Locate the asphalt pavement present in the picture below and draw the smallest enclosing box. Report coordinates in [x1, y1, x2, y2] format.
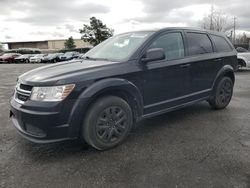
[1, 64, 250, 188]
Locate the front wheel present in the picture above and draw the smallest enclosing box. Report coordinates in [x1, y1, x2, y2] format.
[208, 77, 233, 109]
[82, 96, 133, 150]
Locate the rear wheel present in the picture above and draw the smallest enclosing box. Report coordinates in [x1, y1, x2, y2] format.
[208, 77, 233, 109]
[82, 96, 133, 150]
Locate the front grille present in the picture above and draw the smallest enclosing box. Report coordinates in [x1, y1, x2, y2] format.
[20, 84, 32, 91]
[15, 83, 32, 103]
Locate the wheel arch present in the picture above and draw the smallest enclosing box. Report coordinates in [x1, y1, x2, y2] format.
[212, 65, 235, 90]
[237, 57, 247, 67]
[67, 78, 144, 138]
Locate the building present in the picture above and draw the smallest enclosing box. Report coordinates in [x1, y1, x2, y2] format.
[3, 39, 90, 52]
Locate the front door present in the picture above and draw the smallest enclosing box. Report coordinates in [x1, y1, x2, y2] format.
[141, 31, 191, 115]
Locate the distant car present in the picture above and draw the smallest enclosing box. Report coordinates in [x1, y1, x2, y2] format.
[0, 53, 21, 63]
[59, 52, 80, 61]
[30, 54, 46, 63]
[76, 54, 86, 59]
[42, 53, 63, 63]
[14, 54, 34, 63]
[236, 47, 250, 69]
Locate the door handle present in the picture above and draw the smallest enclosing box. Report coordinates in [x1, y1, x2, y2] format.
[180, 64, 190, 68]
[213, 58, 222, 62]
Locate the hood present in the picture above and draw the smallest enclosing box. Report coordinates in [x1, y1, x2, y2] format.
[19, 60, 122, 86]
[0, 56, 12, 59]
[44, 56, 55, 60]
[30, 57, 40, 60]
[15, 56, 26, 59]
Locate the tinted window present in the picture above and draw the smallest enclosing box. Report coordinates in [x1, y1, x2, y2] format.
[211, 35, 233, 52]
[186, 33, 213, 56]
[149, 32, 184, 60]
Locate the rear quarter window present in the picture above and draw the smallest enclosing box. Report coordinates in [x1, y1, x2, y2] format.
[186, 32, 213, 56]
[210, 35, 233, 52]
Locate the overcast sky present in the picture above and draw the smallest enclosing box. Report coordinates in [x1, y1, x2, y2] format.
[0, 0, 250, 43]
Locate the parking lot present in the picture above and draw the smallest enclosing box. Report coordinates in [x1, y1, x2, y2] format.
[1, 64, 250, 188]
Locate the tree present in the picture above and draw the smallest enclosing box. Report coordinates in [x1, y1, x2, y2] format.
[0, 43, 3, 52]
[200, 6, 233, 33]
[64, 36, 76, 49]
[236, 33, 249, 44]
[80, 17, 114, 46]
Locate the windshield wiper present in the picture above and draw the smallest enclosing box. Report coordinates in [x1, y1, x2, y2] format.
[83, 56, 110, 61]
[83, 56, 97, 60]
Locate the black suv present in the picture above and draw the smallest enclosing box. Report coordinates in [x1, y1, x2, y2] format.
[10, 28, 237, 150]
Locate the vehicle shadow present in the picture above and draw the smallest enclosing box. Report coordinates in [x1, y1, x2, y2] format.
[20, 102, 212, 160]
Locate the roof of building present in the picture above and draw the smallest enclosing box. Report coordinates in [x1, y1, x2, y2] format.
[1, 39, 83, 44]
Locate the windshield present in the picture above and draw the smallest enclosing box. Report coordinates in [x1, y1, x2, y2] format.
[47, 54, 57, 58]
[64, 52, 74, 57]
[84, 31, 154, 62]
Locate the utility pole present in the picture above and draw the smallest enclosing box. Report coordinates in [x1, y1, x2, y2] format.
[233, 17, 237, 44]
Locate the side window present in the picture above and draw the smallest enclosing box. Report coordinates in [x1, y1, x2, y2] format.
[186, 33, 213, 56]
[211, 35, 233, 52]
[149, 32, 185, 61]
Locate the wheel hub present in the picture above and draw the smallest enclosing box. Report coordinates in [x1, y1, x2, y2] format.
[96, 106, 127, 143]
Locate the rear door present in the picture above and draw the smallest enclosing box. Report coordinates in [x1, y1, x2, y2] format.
[210, 34, 237, 69]
[184, 31, 221, 97]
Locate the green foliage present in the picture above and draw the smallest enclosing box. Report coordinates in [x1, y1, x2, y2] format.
[80, 17, 114, 46]
[64, 36, 76, 49]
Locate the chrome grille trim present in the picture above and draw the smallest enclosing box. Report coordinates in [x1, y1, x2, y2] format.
[14, 83, 32, 104]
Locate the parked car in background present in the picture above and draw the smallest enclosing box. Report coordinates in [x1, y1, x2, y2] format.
[237, 47, 250, 69]
[42, 53, 63, 63]
[30, 54, 47, 63]
[76, 54, 86, 60]
[0, 53, 21, 63]
[14, 54, 34, 63]
[10, 28, 237, 150]
[59, 52, 80, 61]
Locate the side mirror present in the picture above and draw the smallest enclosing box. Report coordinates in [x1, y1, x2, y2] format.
[141, 48, 165, 63]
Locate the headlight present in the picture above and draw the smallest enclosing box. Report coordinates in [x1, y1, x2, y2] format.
[30, 84, 75, 102]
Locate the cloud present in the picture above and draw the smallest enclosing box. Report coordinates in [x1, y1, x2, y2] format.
[3, 1, 110, 26]
[5, 35, 13, 39]
[0, 0, 250, 42]
[64, 24, 79, 33]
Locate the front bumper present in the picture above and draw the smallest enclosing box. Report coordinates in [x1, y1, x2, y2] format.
[9, 97, 83, 143]
[30, 59, 41, 63]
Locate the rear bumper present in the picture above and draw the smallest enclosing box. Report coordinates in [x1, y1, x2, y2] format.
[9, 96, 88, 143]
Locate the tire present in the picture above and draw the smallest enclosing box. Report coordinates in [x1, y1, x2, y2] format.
[25, 59, 29, 63]
[235, 62, 240, 71]
[208, 77, 233, 109]
[82, 96, 133, 150]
